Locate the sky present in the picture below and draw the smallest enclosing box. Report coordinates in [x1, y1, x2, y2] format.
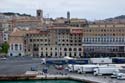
[0, 0, 125, 20]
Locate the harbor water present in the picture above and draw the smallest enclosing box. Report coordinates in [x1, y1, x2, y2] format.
[0, 80, 85, 83]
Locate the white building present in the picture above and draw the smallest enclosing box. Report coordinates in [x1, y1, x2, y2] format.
[8, 28, 27, 56]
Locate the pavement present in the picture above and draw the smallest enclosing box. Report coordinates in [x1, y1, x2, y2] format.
[69, 73, 125, 83]
[0, 57, 41, 75]
[0, 57, 125, 83]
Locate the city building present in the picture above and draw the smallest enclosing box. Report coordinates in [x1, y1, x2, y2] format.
[2, 31, 9, 42]
[0, 9, 43, 31]
[70, 18, 87, 27]
[36, 9, 43, 20]
[25, 27, 84, 58]
[82, 24, 125, 57]
[8, 28, 28, 56]
[0, 31, 3, 45]
[53, 17, 68, 27]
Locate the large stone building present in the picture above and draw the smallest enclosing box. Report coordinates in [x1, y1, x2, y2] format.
[25, 27, 84, 58]
[82, 24, 125, 57]
[8, 28, 28, 56]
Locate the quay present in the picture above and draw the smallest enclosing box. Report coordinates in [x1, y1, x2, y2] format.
[0, 73, 125, 83]
[0, 74, 98, 83]
[0, 57, 125, 83]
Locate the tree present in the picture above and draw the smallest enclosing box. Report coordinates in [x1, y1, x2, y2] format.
[0, 42, 9, 54]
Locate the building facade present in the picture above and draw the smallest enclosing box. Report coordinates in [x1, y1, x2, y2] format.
[25, 27, 84, 58]
[3, 31, 9, 42]
[0, 31, 3, 45]
[8, 28, 27, 56]
[82, 24, 125, 57]
[70, 18, 87, 27]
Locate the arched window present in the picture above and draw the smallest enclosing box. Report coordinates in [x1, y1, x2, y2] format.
[69, 52, 72, 57]
[41, 52, 43, 57]
[74, 48, 77, 51]
[15, 44, 18, 50]
[10, 53, 13, 56]
[60, 52, 62, 56]
[65, 53, 67, 56]
[46, 52, 48, 57]
[64, 48, 67, 51]
[55, 52, 57, 56]
[74, 52, 76, 57]
[11, 44, 13, 50]
[79, 53, 81, 56]
[79, 48, 82, 51]
[69, 48, 72, 51]
[50, 52, 52, 56]
[20, 44, 22, 50]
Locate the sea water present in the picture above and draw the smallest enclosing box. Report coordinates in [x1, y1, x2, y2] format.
[0, 80, 85, 83]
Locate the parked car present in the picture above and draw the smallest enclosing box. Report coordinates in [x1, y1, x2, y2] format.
[117, 73, 125, 80]
[41, 58, 46, 64]
[31, 65, 37, 71]
[0, 57, 7, 60]
[55, 65, 64, 70]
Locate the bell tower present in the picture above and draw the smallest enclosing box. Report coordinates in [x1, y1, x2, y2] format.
[36, 9, 43, 20]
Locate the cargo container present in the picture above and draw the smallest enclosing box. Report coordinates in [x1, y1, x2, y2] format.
[67, 64, 82, 72]
[77, 65, 98, 73]
[112, 58, 125, 64]
[46, 60, 67, 65]
[94, 67, 118, 76]
[68, 59, 88, 64]
[90, 58, 112, 64]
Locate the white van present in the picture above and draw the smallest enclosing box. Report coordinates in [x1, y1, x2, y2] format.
[41, 58, 46, 64]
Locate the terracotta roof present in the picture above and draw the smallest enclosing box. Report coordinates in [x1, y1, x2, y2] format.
[27, 29, 48, 34]
[48, 26, 83, 30]
[27, 29, 40, 34]
[9, 28, 29, 37]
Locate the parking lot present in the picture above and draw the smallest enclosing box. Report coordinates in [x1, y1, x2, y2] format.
[0, 57, 68, 75]
[0, 57, 125, 83]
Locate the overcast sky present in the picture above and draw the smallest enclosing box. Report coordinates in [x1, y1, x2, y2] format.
[0, 0, 125, 20]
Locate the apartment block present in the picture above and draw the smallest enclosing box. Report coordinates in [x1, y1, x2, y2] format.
[82, 24, 125, 57]
[25, 27, 83, 58]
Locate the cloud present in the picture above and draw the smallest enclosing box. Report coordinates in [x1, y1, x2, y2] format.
[0, 0, 125, 20]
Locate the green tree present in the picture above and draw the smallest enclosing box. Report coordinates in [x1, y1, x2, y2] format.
[0, 42, 9, 54]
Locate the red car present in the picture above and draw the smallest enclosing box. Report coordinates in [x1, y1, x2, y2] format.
[55, 65, 64, 70]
